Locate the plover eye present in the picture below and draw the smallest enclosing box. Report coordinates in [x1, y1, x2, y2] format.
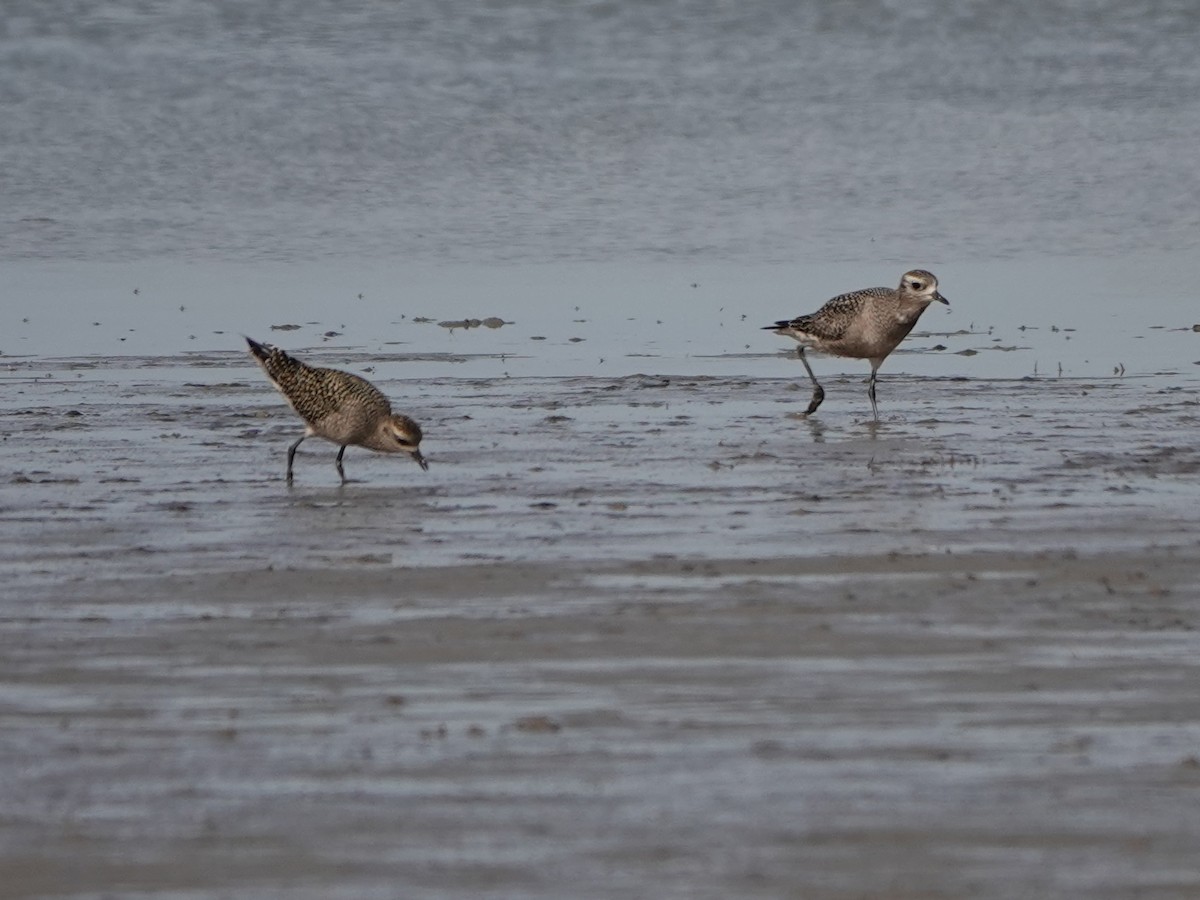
[910, 281, 921, 289]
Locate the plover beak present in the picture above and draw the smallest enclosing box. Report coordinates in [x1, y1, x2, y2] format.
[412, 449, 429, 471]
[934, 291, 949, 305]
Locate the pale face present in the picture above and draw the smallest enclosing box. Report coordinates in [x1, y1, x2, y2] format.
[901, 270, 949, 306]
[389, 416, 429, 470]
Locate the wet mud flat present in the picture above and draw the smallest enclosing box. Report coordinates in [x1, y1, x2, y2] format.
[3, 351, 1200, 899]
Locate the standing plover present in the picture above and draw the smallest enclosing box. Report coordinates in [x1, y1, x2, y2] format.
[246, 337, 428, 483]
[764, 270, 949, 419]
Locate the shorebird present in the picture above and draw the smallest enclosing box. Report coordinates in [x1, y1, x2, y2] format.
[246, 337, 428, 483]
[764, 269, 949, 419]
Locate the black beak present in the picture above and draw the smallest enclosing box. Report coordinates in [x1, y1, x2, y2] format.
[934, 291, 949, 305]
[412, 449, 429, 471]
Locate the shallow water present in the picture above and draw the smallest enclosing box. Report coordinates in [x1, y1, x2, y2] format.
[6, 253, 1200, 378]
[4, 0, 1200, 264]
[3, 347, 1200, 898]
[5, 336, 1200, 589]
[5, 259, 1200, 899]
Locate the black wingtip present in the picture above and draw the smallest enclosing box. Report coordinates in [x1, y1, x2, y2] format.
[762, 321, 790, 332]
[245, 336, 269, 361]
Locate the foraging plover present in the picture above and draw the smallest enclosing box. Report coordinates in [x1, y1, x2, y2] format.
[246, 337, 428, 483]
[764, 270, 949, 419]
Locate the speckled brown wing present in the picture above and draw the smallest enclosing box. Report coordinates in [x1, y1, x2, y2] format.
[246, 338, 391, 427]
[769, 287, 891, 341]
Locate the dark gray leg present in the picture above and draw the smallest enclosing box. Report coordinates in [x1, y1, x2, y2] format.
[797, 347, 825, 416]
[286, 435, 306, 483]
[335, 445, 348, 484]
[867, 368, 879, 421]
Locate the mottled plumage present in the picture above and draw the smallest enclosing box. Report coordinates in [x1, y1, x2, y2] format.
[764, 269, 949, 419]
[246, 337, 428, 483]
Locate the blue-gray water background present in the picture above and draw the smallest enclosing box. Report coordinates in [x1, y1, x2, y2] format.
[3, 0, 1198, 265]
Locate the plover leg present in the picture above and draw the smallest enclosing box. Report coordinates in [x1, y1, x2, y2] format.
[287, 434, 306, 483]
[335, 445, 348, 484]
[797, 347, 825, 416]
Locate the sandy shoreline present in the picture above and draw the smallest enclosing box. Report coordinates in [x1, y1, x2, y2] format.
[3, 352, 1200, 898]
[7, 548, 1200, 898]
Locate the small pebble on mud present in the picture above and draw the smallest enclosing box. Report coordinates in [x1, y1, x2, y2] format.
[513, 715, 561, 733]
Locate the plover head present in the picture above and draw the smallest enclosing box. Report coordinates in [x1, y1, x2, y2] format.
[380, 414, 429, 470]
[900, 270, 949, 306]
